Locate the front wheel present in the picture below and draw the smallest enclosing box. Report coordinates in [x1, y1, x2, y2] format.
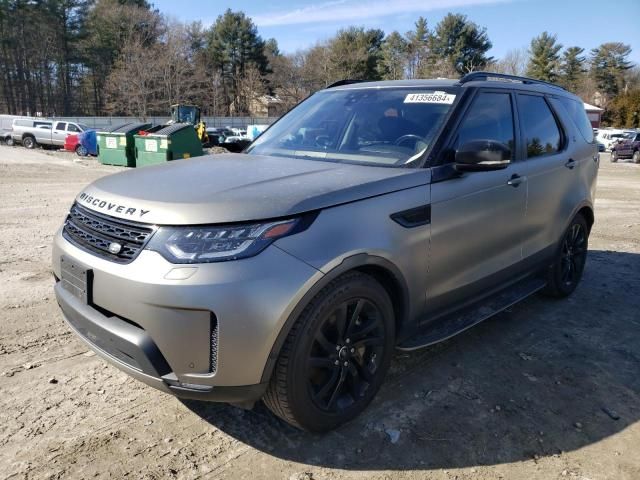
[263, 272, 395, 432]
[5, 137, 14, 146]
[76, 144, 88, 157]
[610, 150, 618, 162]
[633, 151, 640, 164]
[543, 214, 589, 298]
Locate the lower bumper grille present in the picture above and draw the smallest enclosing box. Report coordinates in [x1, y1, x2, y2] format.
[62, 203, 155, 263]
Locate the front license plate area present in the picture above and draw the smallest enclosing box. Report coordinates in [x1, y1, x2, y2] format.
[60, 256, 92, 304]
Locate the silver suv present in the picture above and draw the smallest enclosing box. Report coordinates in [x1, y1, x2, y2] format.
[52, 73, 599, 432]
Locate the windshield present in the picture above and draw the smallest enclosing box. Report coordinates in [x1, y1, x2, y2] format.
[247, 87, 458, 167]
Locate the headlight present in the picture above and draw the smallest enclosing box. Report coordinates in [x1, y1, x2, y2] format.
[145, 216, 313, 263]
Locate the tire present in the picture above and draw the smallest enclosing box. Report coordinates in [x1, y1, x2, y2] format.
[543, 214, 589, 298]
[22, 136, 36, 149]
[610, 150, 618, 162]
[76, 144, 88, 157]
[263, 271, 395, 432]
[633, 151, 640, 164]
[5, 137, 14, 147]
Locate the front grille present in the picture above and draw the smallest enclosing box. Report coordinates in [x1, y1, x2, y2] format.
[63, 203, 155, 263]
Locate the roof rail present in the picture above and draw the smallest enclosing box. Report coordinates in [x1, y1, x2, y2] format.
[459, 71, 565, 91]
[325, 79, 366, 89]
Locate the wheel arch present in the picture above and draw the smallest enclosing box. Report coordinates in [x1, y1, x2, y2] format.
[576, 204, 595, 233]
[260, 253, 409, 384]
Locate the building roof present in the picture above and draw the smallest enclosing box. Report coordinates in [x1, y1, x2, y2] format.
[583, 102, 603, 112]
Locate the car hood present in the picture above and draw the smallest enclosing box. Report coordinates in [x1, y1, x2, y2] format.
[76, 153, 431, 225]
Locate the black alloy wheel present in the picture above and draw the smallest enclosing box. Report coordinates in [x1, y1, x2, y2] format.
[307, 297, 385, 413]
[543, 214, 589, 297]
[264, 272, 395, 432]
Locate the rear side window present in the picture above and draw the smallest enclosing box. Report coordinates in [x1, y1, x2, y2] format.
[454, 92, 515, 159]
[14, 119, 31, 127]
[554, 97, 594, 143]
[517, 95, 562, 158]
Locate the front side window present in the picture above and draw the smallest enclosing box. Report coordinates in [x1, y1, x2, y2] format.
[67, 124, 81, 133]
[453, 91, 515, 159]
[518, 95, 563, 158]
[247, 87, 458, 167]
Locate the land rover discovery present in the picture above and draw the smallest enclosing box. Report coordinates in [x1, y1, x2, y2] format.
[52, 73, 599, 432]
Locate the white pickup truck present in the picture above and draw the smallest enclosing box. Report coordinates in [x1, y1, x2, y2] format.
[11, 118, 89, 149]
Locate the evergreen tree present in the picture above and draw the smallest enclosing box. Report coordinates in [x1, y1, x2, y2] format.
[590, 42, 632, 99]
[379, 31, 408, 80]
[429, 13, 493, 76]
[559, 46, 586, 92]
[526, 32, 562, 82]
[405, 17, 429, 78]
[327, 27, 384, 81]
[205, 9, 268, 114]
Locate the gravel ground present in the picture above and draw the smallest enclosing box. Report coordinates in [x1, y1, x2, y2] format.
[0, 146, 639, 480]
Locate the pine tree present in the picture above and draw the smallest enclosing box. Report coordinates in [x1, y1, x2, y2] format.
[379, 31, 408, 80]
[590, 42, 632, 99]
[526, 32, 562, 82]
[428, 13, 493, 76]
[559, 46, 586, 92]
[205, 9, 269, 114]
[405, 17, 429, 78]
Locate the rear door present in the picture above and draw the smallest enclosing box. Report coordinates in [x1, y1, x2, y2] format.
[52, 122, 67, 145]
[426, 89, 528, 316]
[519, 93, 591, 260]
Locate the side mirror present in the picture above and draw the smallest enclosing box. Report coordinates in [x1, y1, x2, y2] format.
[454, 140, 511, 172]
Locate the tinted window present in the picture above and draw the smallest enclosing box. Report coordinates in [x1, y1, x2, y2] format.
[454, 92, 515, 159]
[67, 123, 81, 132]
[55, 122, 66, 130]
[518, 95, 562, 158]
[555, 97, 594, 143]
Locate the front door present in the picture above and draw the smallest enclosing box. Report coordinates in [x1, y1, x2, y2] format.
[427, 90, 527, 317]
[52, 122, 67, 145]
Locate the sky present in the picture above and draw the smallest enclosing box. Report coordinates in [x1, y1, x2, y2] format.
[152, 0, 640, 64]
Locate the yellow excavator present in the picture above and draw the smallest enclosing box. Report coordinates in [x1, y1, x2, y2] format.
[169, 104, 209, 145]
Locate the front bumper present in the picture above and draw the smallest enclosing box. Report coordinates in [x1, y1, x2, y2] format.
[52, 227, 322, 400]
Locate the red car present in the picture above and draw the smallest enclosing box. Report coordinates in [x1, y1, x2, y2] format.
[63, 133, 79, 153]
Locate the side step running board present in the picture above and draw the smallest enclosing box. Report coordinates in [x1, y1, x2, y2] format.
[397, 276, 547, 351]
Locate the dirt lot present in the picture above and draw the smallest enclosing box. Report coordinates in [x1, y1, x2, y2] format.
[0, 146, 639, 480]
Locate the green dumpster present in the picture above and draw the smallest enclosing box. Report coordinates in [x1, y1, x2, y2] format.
[134, 123, 203, 168]
[98, 122, 152, 167]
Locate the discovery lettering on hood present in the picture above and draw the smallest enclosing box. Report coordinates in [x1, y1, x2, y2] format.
[78, 192, 150, 218]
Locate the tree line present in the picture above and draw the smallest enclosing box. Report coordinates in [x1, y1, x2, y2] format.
[0, 0, 637, 127]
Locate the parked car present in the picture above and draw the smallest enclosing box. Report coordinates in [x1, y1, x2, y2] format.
[64, 134, 80, 153]
[11, 118, 89, 149]
[76, 129, 97, 156]
[1, 129, 13, 146]
[52, 73, 598, 432]
[611, 130, 640, 163]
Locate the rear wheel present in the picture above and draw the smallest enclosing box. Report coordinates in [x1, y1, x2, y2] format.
[5, 136, 14, 146]
[263, 272, 395, 432]
[76, 144, 88, 157]
[543, 214, 589, 298]
[633, 151, 640, 164]
[610, 150, 618, 162]
[22, 136, 36, 149]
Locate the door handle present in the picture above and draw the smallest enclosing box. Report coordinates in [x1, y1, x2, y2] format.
[507, 174, 525, 187]
[565, 158, 576, 169]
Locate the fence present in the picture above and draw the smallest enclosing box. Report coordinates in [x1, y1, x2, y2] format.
[0, 114, 278, 131]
